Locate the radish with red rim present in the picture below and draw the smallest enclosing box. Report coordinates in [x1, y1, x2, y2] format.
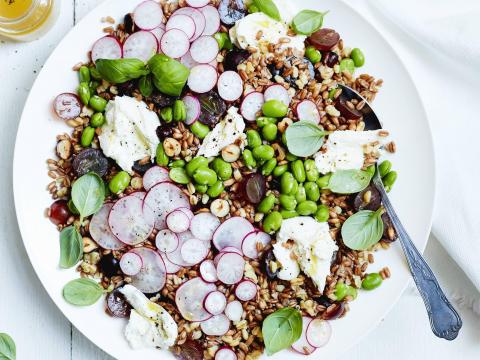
[180, 51, 199, 69]
[235, 279, 257, 301]
[200, 260, 218, 283]
[190, 36, 219, 64]
[53, 93, 82, 120]
[91, 36, 122, 64]
[175, 7, 206, 41]
[186, 0, 210, 8]
[159, 252, 181, 274]
[264, 84, 290, 106]
[296, 100, 321, 124]
[175, 277, 216, 321]
[291, 316, 317, 355]
[200, 314, 230, 336]
[203, 291, 227, 315]
[183, 95, 201, 125]
[155, 229, 179, 253]
[166, 209, 191, 233]
[143, 166, 169, 191]
[166, 231, 197, 267]
[119, 251, 143, 276]
[180, 238, 209, 264]
[215, 347, 237, 360]
[241, 231, 271, 259]
[216, 252, 245, 285]
[130, 191, 146, 201]
[166, 14, 196, 40]
[129, 247, 167, 293]
[133, 0, 164, 30]
[177, 207, 194, 220]
[190, 212, 220, 241]
[188, 64, 218, 94]
[150, 26, 166, 45]
[89, 203, 125, 250]
[200, 5, 221, 36]
[240, 91, 264, 121]
[224, 300, 243, 322]
[217, 71, 244, 101]
[306, 318, 332, 348]
[160, 29, 190, 59]
[213, 216, 254, 251]
[123, 30, 158, 63]
[220, 246, 243, 256]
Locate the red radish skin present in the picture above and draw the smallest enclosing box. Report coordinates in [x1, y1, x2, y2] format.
[220, 246, 243, 256]
[188, 64, 218, 93]
[150, 26, 166, 45]
[215, 347, 237, 360]
[166, 209, 191, 233]
[234, 280, 257, 301]
[159, 252, 181, 274]
[200, 314, 230, 336]
[166, 231, 197, 267]
[123, 30, 158, 63]
[186, 0, 210, 8]
[166, 14, 196, 39]
[241, 231, 271, 259]
[224, 300, 243, 322]
[291, 316, 317, 355]
[183, 95, 201, 125]
[216, 253, 245, 285]
[53, 93, 82, 120]
[143, 166, 169, 191]
[175, 278, 216, 322]
[200, 260, 218, 283]
[240, 91, 264, 121]
[177, 207, 194, 220]
[89, 203, 125, 250]
[199, 6, 221, 36]
[306, 319, 332, 348]
[180, 238, 209, 264]
[264, 84, 290, 106]
[213, 216, 254, 251]
[161, 29, 190, 59]
[91, 36, 122, 64]
[155, 229, 179, 253]
[129, 247, 167, 293]
[217, 71, 244, 101]
[296, 100, 321, 124]
[203, 291, 227, 315]
[130, 191, 146, 201]
[190, 35, 219, 64]
[181, 51, 199, 69]
[133, 0, 164, 30]
[119, 252, 143, 276]
[174, 7, 206, 41]
[190, 212, 220, 241]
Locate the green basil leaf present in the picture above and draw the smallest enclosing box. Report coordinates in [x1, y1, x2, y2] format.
[0, 333, 15, 360]
[95, 58, 149, 83]
[63, 278, 105, 306]
[148, 54, 190, 96]
[292, 10, 327, 35]
[285, 120, 326, 157]
[139, 74, 153, 97]
[328, 169, 372, 194]
[71, 172, 105, 221]
[262, 308, 302, 355]
[252, 0, 281, 21]
[341, 209, 384, 250]
[59, 226, 83, 269]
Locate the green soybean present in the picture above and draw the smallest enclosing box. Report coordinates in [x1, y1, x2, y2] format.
[351, 48, 365, 67]
[290, 179, 299, 197]
[262, 158, 277, 176]
[246, 129, 262, 148]
[207, 180, 225, 198]
[193, 167, 217, 186]
[190, 121, 210, 139]
[281, 132, 288, 146]
[263, 211, 283, 234]
[81, 127, 95, 147]
[242, 149, 257, 169]
[382, 171, 397, 189]
[256, 117, 277, 128]
[252, 145, 274, 161]
[280, 209, 298, 219]
[169, 167, 189, 184]
[79, 66, 91, 83]
[339, 58, 355, 74]
[304, 159, 319, 182]
[286, 153, 298, 162]
[279, 195, 297, 211]
[273, 164, 288, 177]
[212, 158, 232, 180]
[156, 143, 169, 166]
[295, 185, 306, 203]
[262, 123, 278, 142]
[186, 156, 208, 176]
[195, 184, 208, 194]
[304, 182, 320, 202]
[90, 113, 105, 128]
[296, 200, 317, 216]
[305, 46, 321, 64]
[280, 172, 295, 194]
[362, 273, 383, 290]
[379, 160, 392, 178]
[262, 100, 288, 118]
[348, 286, 358, 300]
[291, 160, 306, 183]
[314, 204, 330, 222]
[316, 173, 332, 189]
[78, 82, 91, 105]
[160, 107, 173, 123]
[257, 194, 276, 214]
[173, 100, 187, 122]
[109, 171, 131, 194]
[334, 283, 348, 301]
[170, 159, 186, 168]
[89, 80, 99, 96]
[89, 95, 107, 112]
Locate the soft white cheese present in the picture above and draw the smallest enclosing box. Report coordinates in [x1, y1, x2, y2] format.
[99, 96, 160, 174]
[197, 106, 246, 158]
[314, 130, 387, 174]
[119, 285, 178, 350]
[273, 217, 338, 291]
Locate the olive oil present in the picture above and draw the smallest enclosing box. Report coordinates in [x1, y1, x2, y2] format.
[0, 0, 33, 19]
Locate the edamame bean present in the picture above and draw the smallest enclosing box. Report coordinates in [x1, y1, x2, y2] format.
[304, 159, 319, 182]
[173, 100, 187, 122]
[262, 100, 288, 118]
[334, 283, 348, 301]
[248, 3, 259, 13]
[290, 179, 298, 197]
[279, 194, 297, 211]
[281, 132, 288, 146]
[296, 200, 317, 216]
[193, 167, 217, 186]
[295, 185, 306, 203]
[314, 204, 330, 222]
[81, 126, 95, 147]
[246, 129, 262, 148]
[190, 121, 210, 139]
[79, 66, 91, 83]
[170, 159, 186, 168]
[263, 211, 283, 234]
[89, 81, 99, 96]
[339, 58, 355, 74]
[304, 182, 320, 202]
[379, 160, 392, 178]
[207, 180, 225, 198]
[89, 95, 107, 112]
[242, 149, 257, 169]
[186, 157, 210, 178]
[286, 153, 298, 162]
[273, 164, 288, 177]
[262, 158, 277, 176]
[252, 145, 274, 161]
[305, 46, 322, 64]
[195, 183, 208, 194]
[90, 113, 105, 128]
[256, 117, 277, 128]
[351, 48, 365, 67]
[382, 171, 397, 189]
[257, 194, 276, 214]
[348, 286, 358, 300]
[156, 143, 169, 166]
[280, 209, 298, 219]
[109, 171, 131, 194]
[262, 123, 278, 142]
[77, 82, 91, 105]
[316, 173, 332, 189]
[169, 167, 190, 184]
[291, 160, 306, 183]
[280, 172, 295, 194]
[212, 158, 232, 180]
[328, 87, 338, 99]
[361, 273, 383, 290]
[160, 107, 173, 123]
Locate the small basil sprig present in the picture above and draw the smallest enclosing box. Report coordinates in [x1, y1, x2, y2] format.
[328, 169, 372, 194]
[63, 278, 105, 306]
[0, 333, 16, 360]
[95, 58, 149, 84]
[252, 0, 281, 21]
[262, 308, 302, 355]
[71, 172, 105, 222]
[59, 226, 83, 269]
[285, 120, 326, 157]
[139, 74, 153, 97]
[292, 10, 328, 35]
[342, 209, 384, 250]
[148, 54, 190, 97]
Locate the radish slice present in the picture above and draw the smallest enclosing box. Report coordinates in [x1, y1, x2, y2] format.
[204, 291, 227, 315]
[200, 314, 230, 336]
[150, 26, 166, 45]
[213, 217, 254, 251]
[235, 280, 257, 301]
[181, 51, 199, 69]
[161, 29, 190, 59]
[91, 36, 122, 64]
[174, 7, 205, 41]
[217, 71, 244, 101]
[123, 31, 158, 63]
[264, 84, 290, 106]
[240, 91, 264, 121]
[167, 209, 191, 233]
[175, 277, 216, 321]
[133, 0, 164, 30]
[200, 5, 220, 36]
[155, 229, 179, 253]
[221, 246, 243, 256]
[296, 100, 321, 124]
[177, 207, 194, 221]
[183, 95, 201, 125]
[225, 300, 243, 322]
[241, 231, 271, 259]
[143, 166, 169, 191]
[120, 252, 143, 276]
[144, 182, 190, 229]
[216, 253, 245, 285]
[291, 317, 317, 355]
[108, 196, 155, 245]
[166, 14, 196, 40]
[89, 203, 125, 250]
[166, 231, 196, 267]
[181, 238, 209, 264]
[190, 212, 220, 241]
[306, 319, 332, 348]
[130, 191, 147, 201]
[159, 252, 181, 274]
[130, 247, 167, 293]
[200, 260, 218, 283]
[186, 0, 210, 7]
[53, 93, 81, 120]
[215, 347, 237, 360]
[190, 36, 219, 64]
[213, 252, 225, 266]
[188, 64, 218, 93]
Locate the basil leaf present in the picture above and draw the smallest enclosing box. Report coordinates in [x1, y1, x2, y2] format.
[71, 172, 105, 221]
[253, 0, 281, 21]
[328, 169, 372, 194]
[0, 333, 15, 360]
[95, 58, 148, 83]
[262, 308, 302, 355]
[59, 226, 83, 269]
[341, 209, 384, 250]
[63, 278, 105, 306]
[148, 54, 190, 97]
[285, 120, 326, 157]
[139, 74, 153, 97]
[292, 10, 327, 35]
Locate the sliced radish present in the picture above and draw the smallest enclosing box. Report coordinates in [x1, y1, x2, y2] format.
[213, 217, 254, 251]
[53, 93, 81, 120]
[199, 5, 220, 36]
[120, 251, 143, 276]
[159, 251, 181, 274]
[150, 26, 166, 45]
[216, 253, 245, 285]
[200, 314, 230, 336]
[213, 252, 225, 266]
[181, 238, 209, 264]
[306, 319, 332, 348]
[200, 260, 218, 283]
[241, 231, 271, 259]
[209, 59, 218, 69]
[130, 191, 147, 201]
[204, 291, 227, 315]
[133, 0, 164, 30]
[177, 207, 194, 221]
[190, 212, 220, 241]
[167, 209, 191, 233]
[188, 64, 218, 93]
[296, 100, 321, 124]
[123, 30, 158, 63]
[174, 7, 206, 41]
[217, 71, 244, 102]
[190, 36, 219, 64]
[143, 166, 169, 191]
[89, 203, 125, 250]
[264, 84, 290, 106]
[166, 14, 196, 40]
[91, 36, 122, 64]
[225, 300, 243, 322]
[180, 51, 199, 69]
[235, 280, 257, 301]
[144, 182, 190, 229]
[175, 277, 216, 321]
[155, 229, 179, 253]
[183, 95, 201, 125]
[215, 347, 237, 360]
[221, 246, 243, 256]
[240, 91, 264, 122]
[129, 247, 167, 293]
[161, 29, 190, 59]
[186, 0, 210, 8]
[166, 231, 196, 267]
[291, 317, 317, 355]
[108, 195, 155, 245]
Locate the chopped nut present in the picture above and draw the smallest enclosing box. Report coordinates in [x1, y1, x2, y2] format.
[221, 144, 240, 163]
[210, 199, 230, 217]
[277, 117, 293, 133]
[56, 139, 72, 160]
[83, 237, 98, 253]
[130, 177, 143, 190]
[325, 105, 341, 117]
[163, 138, 181, 157]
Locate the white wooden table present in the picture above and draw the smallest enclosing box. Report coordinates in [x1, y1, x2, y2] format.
[1, 1, 479, 359]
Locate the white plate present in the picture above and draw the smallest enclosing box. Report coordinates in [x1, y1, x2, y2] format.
[13, 0, 435, 359]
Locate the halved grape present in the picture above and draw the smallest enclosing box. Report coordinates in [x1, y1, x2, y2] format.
[240, 173, 266, 205]
[218, 0, 246, 25]
[197, 91, 227, 126]
[72, 148, 109, 177]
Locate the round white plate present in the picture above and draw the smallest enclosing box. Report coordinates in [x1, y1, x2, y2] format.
[13, 0, 435, 359]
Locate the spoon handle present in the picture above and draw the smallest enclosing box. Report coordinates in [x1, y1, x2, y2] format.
[372, 174, 462, 340]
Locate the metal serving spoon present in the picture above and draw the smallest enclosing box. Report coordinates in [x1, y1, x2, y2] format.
[338, 84, 462, 340]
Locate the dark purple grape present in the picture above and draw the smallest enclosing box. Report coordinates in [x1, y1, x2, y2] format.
[149, 92, 177, 108]
[335, 97, 362, 120]
[241, 173, 266, 205]
[323, 51, 339, 68]
[223, 48, 250, 72]
[72, 148, 109, 177]
[123, 13, 137, 34]
[263, 250, 278, 280]
[197, 91, 227, 126]
[156, 124, 174, 140]
[106, 288, 131, 318]
[99, 253, 120, 278]
[314, 295, 332, 308]
[322, 302, 345, 320]
[117, 80, 136, 96]
[175, 340, 204, 360]
[218, 0, 246, 25]
[132, 160, 154, 175]
[382, 213, 397, 243]
[309, 29, 340, 51]
[353, 185, 381, 212]
[49, 200, 70, 225]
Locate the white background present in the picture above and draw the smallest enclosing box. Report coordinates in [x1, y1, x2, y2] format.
[0, 0, 479, 359]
